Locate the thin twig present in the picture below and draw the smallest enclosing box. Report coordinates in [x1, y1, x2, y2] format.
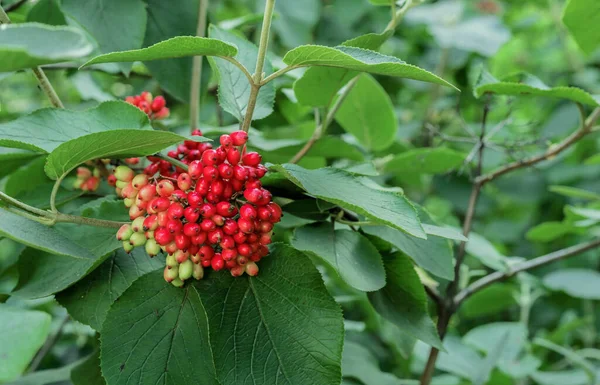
[189, 0, 208, 132]
[0, 191, 53, 217]
[28, 315, 70, 373]
[50, 175, 65, 213]
[155, 153, 189, 171]
[454, 239, 600, 305]
[424, 285, 443, 306]
[289, 76, 359, 164]
[54, 213, 127, 228]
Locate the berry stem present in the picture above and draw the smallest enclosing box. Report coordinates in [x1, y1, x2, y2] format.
[0, 7, 65, 109]
[54, 213, 128, 228]
[0, 191, 54, 218]
[50, 175, 65, 213]
[155, 153, 189, 171]
[240, 0, 276, 133]
[189, 0, 208, 133]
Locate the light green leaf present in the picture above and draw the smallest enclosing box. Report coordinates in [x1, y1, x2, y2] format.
[27, 0, 67, 26]
[534, 338, 596, 384]
[62, 0, 146, 74]
[465, 232, 508, 271]
[385, 148, 466, 175]
[292, 223, 386, 291]
[271, 164, 425, 238]
[368, 0, 392, 5]
[562, 0, 600, 55]
[526, 222, 584, 243]
[543, 268, 600, 300]
[283, 45, 458, 90]
[0, 208, 96, 260]
[0, 23, 92, 72]
[0, 101, 151, 153]
[464, 322, 528, 365]
[208, 25, 275, 121]
[474, 70, 600, 106]
[0, 148, 41, 179]
[423, 224, 468, 242]
[7, 361, 80, 385]
[334, 74, 396, 151]
[584, 153, 600, 165]
[415, 337, 483, 381]
[81, 36, 238, 67]
[44, 129, 203, 180]
[0, 306, 51, 383]
[267, 0, 321, 48]
[342, 341, 402, 385]
[461, 284, 517, 319]
[100, 270, 218, 385]
[549, 185, 600, 200]
[362, 224, 454, 280]
[57, 249, 163, 331]
[369, 253, 443, 349]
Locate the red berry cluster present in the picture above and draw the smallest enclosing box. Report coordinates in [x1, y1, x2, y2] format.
[143, 129, 210, 178]
[114, 131, 282, 287]
[74, 166, 100, 191]
[125, 91, 169, 120]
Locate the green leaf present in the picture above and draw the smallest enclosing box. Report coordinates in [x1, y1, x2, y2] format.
[415, 337, 483, 381]
[549, 185, 600, 200]
[342, 341, 401, 385]
[532, 369, 597, 385]
[292, 223, 386, 291]
[61, 0, 147, 74]
[526, 222, 584, 243]
[283, 45, 458, 90]
[57, 249, 163, 331]
[0, 208, 96, 260]
[271, 164, 425, 238]
[369, 253, 443, 349]
[71, 351, 105, 385]
[267, 0, 321, 48]
[250, 135, 364, 161]
[362, 224, 454, 280]
[81, 36, 238, 68]
[461, 284, 517, 319]
[465, 232, 508, 271]
[384, 148, 466, 175]
[0, 306, 51, 382]
[208, 25, 275, 121]
[0, 101, 151, 153]
[27, 0, 67, 26]
[197, 243, 343, 385]
[368, 0, 392, 5]
[9, 355, 96, 385]
[533, 338, 596, 384]
[334, 74, 396, 151]
[293, 31, 392, 107]
[45, 129, 203, 180]
[474, 70, 600, 106]
[543, 268, 600, 300]
[562, 0, 600, 55]
[423, 224, 468, 242]
[142, 0, 204, 101]
[0, 23, 92, 72]
[0, 148, 41, 179]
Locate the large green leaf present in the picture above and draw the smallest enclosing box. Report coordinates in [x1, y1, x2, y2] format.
[461, 284, 517, 319]
[334, 74, 396, 151]
[562, 0, 600, 55]
[0, 306, 51, 383]
[0, 23, 92, 72]
[44, 129, 203, 180]
[27, 0, 67, 26]
[474, 70, 600, 106]
[526, 222, 584, 243]
[271, 164, 425, 238]
[292, 223, 386, 291]
[543, 268, 600, 300]
[61, 0, 147, 74]
[293, 31, 392, 107]
[384, 148, 466, 175]
[283, 45, 457, 89]
[100, 270, 218, 385]
[362, 224, 454, 280]
[57, 249, 163, 331]
[0, 208, 96, 260]
[81, 36, 238, 68]
[102, 244, 343, 385]
[197, 243, 343, 385]
[0, 148, 41, 179]
[267, 0, 321, 48]
[342, 342, 401, 385]
[0, 101, 151, 153]
[368, 253, 443, 349]
[208, 26, 275, 121]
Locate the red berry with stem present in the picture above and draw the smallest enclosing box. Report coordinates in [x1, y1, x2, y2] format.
[154, 227, 173, 245]
[216, 201, 237, 217]
[242, 152, 262, 167]
[239, 204, 257, 219]
[211, 255, 225, 271]
[166, 219, 183, 234]
[184, 206, 200, 223]
[183, 222, 201, 237]
[167, 202, 185, 219]
[230, 130, 248, 146]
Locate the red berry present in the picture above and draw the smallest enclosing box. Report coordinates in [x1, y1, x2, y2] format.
[211, 214, 225, 226]
[225, 259, 238, 269]
[242, 152, 262, 167]
[187, 191, 203, 207]
[184, 206, 200, 223]
[195, 178, 210, 195]
[191, 232, 207, 246]
[177, 173, 192, 191]
[220, 134, 233, 148]
[171, 189, 187, 202]
[220, 236, 235, 250]
[233, 165, 248, 181]
[223, 219, 238, 235]
[233, 232, 247, 244]
[151, 95, 166, 111]
[200, 218, 216, 232]
[244, 188, 263, 204]
[143, 215, 159, 231]
[238, 243, 252, 257]
[188, 160, 203, 179]
[239, 204, 257, 220]
[183, 223, 201, 237]
[211, 255, 225, 271]
[216, 201, 237, 217]
[238, 218, 254, 234]
[222, 248, 237, 261]
[138, 184, 157, 201]
[164, 241, 178, 254]
[150, 197, 170, 212]
[207, 229, 223, 244]
[166, 219, 183, 234]
[215, 147, 228, 163]
[157, 180, 175, 197]
[258, 221, 273, 233]
[257, 206, 272, 221]
[167, 203, 185, 219]
[217, 163, 233, 179]
[230, 130, 248, 146]
[203, 165, 218, 180]
[175, 234, 191, 250]
[199, 245, 214, 260]
[154, 227, 173, 245]
[227, 148, 241, 165]
[202, 149, 218, 166]
[157, 211, 169, 227]
[210, 180, 225, 196]
[246, 262, 259, 276]
[259, 234, 272, 245]
[267, 202, 282, 223]
[199, 203, 216, 218]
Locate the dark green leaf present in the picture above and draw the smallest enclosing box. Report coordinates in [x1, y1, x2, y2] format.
[0, 148, 41, 179]
[369, 253, 443, 349]
[62, 0, 147, 74]
[562, 0, 600, 55]
[71, 351, 105, 385]
[0, 23, 92, 72]
[0, 306, 51, 383]
[526, 222, 584, 243]
[208, 25, 275, 121]
[334, 74, 396, 151]
[271, 164, 425, 238]
[384, 148, 466, 175]
[57, 249, 163, 331]
[292, 223, 386, 291]
[27, 0, 67, 26]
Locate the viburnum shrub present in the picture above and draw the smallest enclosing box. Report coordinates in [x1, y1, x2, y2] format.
[1, 1, 599, 385]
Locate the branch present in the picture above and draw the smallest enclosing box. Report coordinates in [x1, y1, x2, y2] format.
[454, 238, 600, 306]
[189, 0, 208, 132]
[54, 213, 127, 228]
[0, 7, 65, 109]
[240, 0, 276, 133]
[476, 107, 600, 186]
[289, 76, 359, 164]
[156, 153, 189, 171]
[27, 315, 69, 373]
[424, 285, 443, 306]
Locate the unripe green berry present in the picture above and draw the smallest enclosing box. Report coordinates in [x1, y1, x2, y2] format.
[129, 232, 146, 247]
[131, 217, 145, 233]
[93, 168, 101, 178]
[124, 198, 134, 208]
[122, 240, 134, 253]
[178, 259, 193, 281]
[131, 174, 149, 189]
[73, 179, 84, 189]
[116, 180, 129, 189]
[193, 263, 204, 280]
[116, 224, 133, 241]
[171, 277, 184, 287]
[145, 239, 160, 257]
[245, 262, 259, 276]
[166, 253, 178, 268]
[163, 266, 178, 282]
[114, 165, 134, 182]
